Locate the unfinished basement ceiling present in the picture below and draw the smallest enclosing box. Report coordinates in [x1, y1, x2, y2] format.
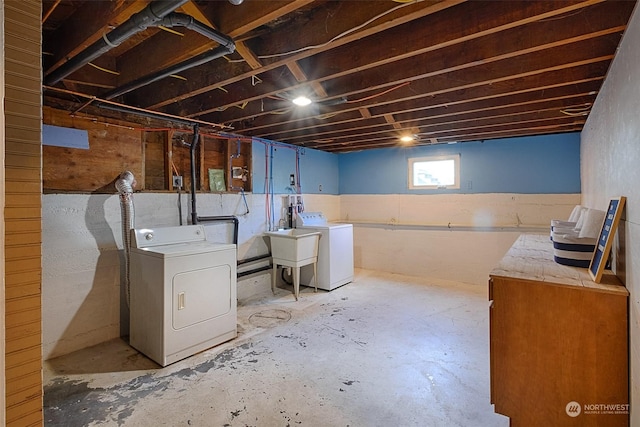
[42, 0, 637, 153]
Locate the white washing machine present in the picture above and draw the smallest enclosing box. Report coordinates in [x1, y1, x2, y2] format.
[297, 212, 354, 291]
[129, 225, 237, 366]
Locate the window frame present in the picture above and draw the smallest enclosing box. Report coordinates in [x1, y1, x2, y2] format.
[408, 154, 460, 190]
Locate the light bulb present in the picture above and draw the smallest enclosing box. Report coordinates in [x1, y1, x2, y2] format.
[400, 135, 415, 143]
[292, 96, 312, 106]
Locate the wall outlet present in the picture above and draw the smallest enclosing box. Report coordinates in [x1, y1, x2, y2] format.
[173, 175, 183, 188]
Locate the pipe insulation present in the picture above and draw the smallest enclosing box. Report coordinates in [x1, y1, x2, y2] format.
[115, 171, 136, 308]
[45, 0, 190, 85]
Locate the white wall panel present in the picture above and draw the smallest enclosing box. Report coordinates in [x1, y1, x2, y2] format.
[42, 192, 340, 360]
[344, 193, 580, 285]
[581, 4, 640, 422]
[43, 190, 579, 357]
[342, 194, 579, 228]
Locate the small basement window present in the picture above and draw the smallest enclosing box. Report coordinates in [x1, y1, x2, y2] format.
[408, 154, 460, 189]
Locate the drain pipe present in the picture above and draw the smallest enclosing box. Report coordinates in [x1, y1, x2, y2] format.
[104, 45, 233, 100]
[197, 216, 239, 245]
[45, 0, 190, 85]
[102, 13, 235, 100]
[186, 124, 240, 247]
[115, 171, 136, 308]
[190, 124, 200, 225]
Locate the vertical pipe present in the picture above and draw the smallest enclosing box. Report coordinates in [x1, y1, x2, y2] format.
[269, 144, 275, 230]
[115, 171, 136, 308]
[190, 124, 200, 225]
[196, 216, 239, 245]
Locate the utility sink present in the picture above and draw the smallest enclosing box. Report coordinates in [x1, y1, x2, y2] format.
[265, 229, 321, 300]
[265, 229, 321, 264]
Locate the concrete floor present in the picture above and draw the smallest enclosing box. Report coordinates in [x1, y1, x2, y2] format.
[43, 269, 510, 426]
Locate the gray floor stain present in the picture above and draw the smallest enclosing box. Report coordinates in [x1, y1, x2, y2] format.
[44, 343, 266, 426]
[45, 374, 158, 426]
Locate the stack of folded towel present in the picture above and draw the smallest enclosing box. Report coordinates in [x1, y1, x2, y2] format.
[550, 205, 605, 267]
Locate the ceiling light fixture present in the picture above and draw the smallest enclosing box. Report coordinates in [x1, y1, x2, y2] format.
[400, 135, 415, 143]
[292, 96, 312, 106]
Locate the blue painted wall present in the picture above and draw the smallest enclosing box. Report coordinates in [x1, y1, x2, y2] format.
[252, 133, 581, 195]
[252, 139, 340, 195]
[338, 133, 581, 194]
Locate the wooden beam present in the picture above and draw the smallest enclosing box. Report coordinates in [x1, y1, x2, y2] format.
[211, 33, 615, 132]
[286, 61, 329, 98]
[119, 0, 314, 104]
[188, 1, 627, 123]
[384, 114, 402, 130]
[359, 108, 372, 119]
[286, 61, 308, 83]
[42, 0, 62, 24]
[209, 0, 317, 38]
[235, 41, 263, 70]
[244, 63, 606, 139]
[180, 2, 263, 70]
[44, 1, 146, 76]
[133, 0, 464, 109]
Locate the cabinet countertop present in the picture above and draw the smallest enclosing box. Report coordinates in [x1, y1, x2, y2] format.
[489, 234, 627, 296]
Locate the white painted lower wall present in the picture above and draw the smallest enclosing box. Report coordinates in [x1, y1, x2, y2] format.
[43, 191, 578, 360]
[43, 192, 292, 360]
[342, 194, 580, 285]
[580, 4, 640, 422]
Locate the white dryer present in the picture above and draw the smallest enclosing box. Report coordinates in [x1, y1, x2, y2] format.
[129, 225, 236, 366]
[297, 212, 354, 291]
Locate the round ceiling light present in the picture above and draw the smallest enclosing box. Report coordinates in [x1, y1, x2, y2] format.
[292, 96, 312, 106]
[400, 135, 415, 143]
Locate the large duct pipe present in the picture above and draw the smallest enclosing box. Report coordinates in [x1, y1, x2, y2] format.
[115, 171, 136, 308]
[45, 0, 190, 85]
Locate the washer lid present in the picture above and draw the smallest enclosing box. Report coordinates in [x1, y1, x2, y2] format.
[132, 241, 236, 258]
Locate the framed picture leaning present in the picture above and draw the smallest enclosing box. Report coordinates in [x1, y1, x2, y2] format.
[589, 196, 626, 283]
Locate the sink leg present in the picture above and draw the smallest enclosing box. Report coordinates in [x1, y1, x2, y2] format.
[271, 263, 278, 295]
[293, 267, 300, 301]
[313, 262, 318, 293]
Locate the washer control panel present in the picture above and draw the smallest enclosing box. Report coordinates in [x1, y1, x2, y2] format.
[297, 212, 328, 226]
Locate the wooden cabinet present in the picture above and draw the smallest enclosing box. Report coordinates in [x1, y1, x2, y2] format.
[489, 234, 629, 427]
